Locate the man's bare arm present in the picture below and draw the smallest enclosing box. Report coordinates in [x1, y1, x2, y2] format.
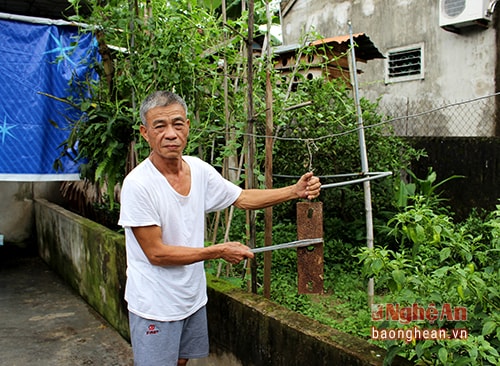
[233, 172, 321, 210]
[132, 226, 253, 266]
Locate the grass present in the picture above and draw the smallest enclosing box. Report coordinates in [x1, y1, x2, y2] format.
[205, 260, 376, 340]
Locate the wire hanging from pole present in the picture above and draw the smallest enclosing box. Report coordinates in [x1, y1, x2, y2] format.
[305, 139, 318, 172]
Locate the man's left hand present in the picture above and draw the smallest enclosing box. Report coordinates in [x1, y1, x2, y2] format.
[295, 172, 321, 200]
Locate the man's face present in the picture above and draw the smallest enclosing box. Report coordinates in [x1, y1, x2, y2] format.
[140, 103, 190, 160]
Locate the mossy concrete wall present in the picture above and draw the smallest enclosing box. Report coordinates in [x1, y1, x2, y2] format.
[206, 276, 412, 366]
[34, 199, 412, 366]
[34, 198, 130, 340]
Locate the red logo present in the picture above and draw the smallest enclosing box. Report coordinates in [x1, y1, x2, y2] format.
[146, 324, 159, 335]
[371, 303, 468, 324]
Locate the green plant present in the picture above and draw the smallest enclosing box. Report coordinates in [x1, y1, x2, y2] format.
[395, 167, 464, 210]
[358, 201, 500, 365]
[61, 0, 259, 204]
[58, 1, 423, 243]
[62, 5, 485, 363]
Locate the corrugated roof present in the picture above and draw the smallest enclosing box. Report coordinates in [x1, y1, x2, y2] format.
[273, 43, 302, 54]
[274, 33, 384, 61]
[311, 33, 384, 60]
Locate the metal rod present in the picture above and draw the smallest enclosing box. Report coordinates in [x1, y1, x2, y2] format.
[251, 238, 323, 253]
[321, 171, 392, 189]
[348, 20, 375, 308]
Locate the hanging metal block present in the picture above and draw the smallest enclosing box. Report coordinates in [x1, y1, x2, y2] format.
[296, 201, 324, 294]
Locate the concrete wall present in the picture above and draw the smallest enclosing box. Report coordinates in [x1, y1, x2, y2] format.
[280, 0, 497, 136]
[205, 279, 413, 366]
[34, 198, 412, 366]
[0, 182, 63, 245]
[35, 198, 130, 339]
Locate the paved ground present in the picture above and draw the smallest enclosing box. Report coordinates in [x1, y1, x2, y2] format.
[0, 245, 133, 366]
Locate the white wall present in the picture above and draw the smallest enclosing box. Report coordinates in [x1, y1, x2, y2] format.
[280, 0, 497, 136]
[0, 182, 63, 244]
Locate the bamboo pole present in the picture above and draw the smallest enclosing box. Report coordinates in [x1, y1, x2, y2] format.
[246, 0, 258, 294]
[263, 0, 274, 299]
[215, 0, 229, 279]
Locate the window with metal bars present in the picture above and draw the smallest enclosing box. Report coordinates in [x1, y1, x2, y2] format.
[385, 43, 424, 83]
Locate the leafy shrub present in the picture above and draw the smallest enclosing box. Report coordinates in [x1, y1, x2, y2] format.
[358, 200, 500, 365]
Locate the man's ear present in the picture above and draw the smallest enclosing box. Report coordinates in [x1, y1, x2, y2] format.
[139, 124, 149, 142]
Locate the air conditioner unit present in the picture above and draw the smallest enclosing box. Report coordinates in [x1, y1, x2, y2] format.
[439, 0, 492, 30]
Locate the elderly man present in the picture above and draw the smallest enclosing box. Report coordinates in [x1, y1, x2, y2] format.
[119, 91, 321, 366]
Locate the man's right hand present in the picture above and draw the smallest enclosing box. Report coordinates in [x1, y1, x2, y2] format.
[218, 242, 254, 264]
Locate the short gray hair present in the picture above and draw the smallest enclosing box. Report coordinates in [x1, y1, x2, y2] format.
[139, 91, 188, 125]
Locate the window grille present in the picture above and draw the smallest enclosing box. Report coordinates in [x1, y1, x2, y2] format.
[385, 43, 424, 83]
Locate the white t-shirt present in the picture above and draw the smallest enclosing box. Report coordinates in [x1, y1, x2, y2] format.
[118, 156, 242, 321]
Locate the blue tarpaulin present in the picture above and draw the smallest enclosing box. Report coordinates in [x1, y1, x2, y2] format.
[0, 16, 99, 181]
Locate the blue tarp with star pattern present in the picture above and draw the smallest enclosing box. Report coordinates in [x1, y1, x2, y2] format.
[0, 17, 99, 181]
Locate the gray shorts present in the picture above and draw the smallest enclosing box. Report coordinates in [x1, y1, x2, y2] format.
[129, 306, 209, 366]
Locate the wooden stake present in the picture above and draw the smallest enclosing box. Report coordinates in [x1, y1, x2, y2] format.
[296, 202, 324, 294]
